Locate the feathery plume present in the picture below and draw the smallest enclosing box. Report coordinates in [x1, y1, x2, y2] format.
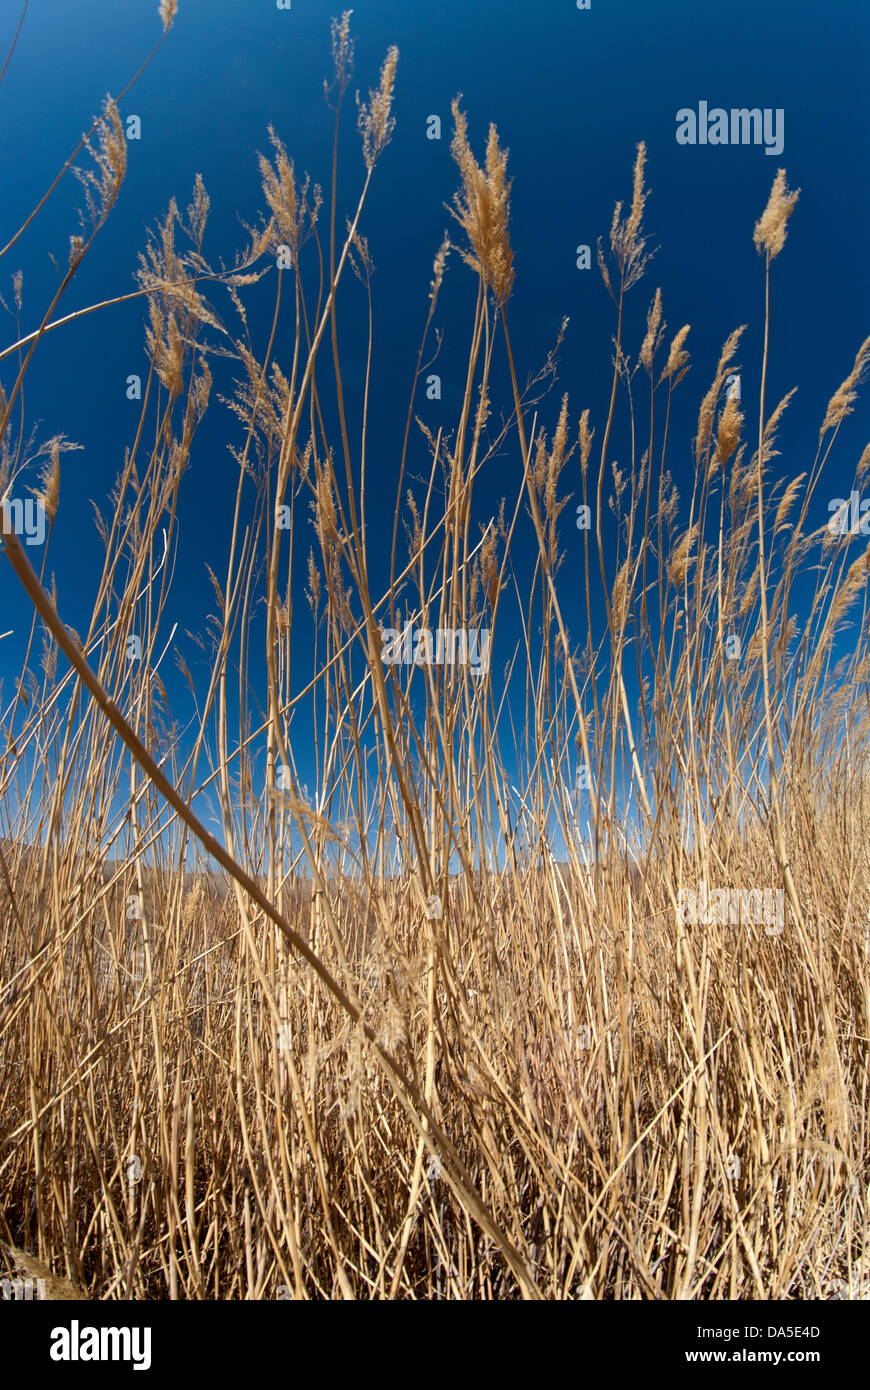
[715, 392, 743, 470]
[326, 11, 354, 102]
[668, 525, 697, 589]
[37, 439, 60, 523]
[578, 409, 594, 479]
[695, 326, 744, 466]
[448, 99, 514, 306]
[258, 127, 315, 266]
[659, 324, 691, 387]
[357, 46, 399, 170]
[820, 335, 870, 437]
[773, 474, 806, 535]
[599, 142, 654, 298]
[429, 235, 450, 303]
[74, 97, 126, 234]
[640, 288, 664, 374]
[753, 169, 800, 260]
[306, 548, 321, 617]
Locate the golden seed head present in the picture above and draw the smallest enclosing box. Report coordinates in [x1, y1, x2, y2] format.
[820, 335, 870, 437]
[696, 326, 744, 465]
[259, 127, 305, 258]
[38, 440, 61, 522]
[716, 393, 743, 468]
[306, 548, 321, 616]
[429, 235, 450, 303]
[578, 409, 594, 477]
[604, 142, 653, 295]
[448, 99, 514, 306]
[640, 288, 664, 373]
[667, 525, 697, 590]
[660, 324, 691, 385]
[753, 169, 800, 260]
[357, 46, 399, 171]
[331, 11, 354, 91]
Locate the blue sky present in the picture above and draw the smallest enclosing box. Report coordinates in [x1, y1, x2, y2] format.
[1, 0, 868, 839]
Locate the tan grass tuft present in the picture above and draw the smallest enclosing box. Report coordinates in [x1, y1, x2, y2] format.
[659, 323, 691, 386]
[640, 288, 664, 373]
[449, 99, 515, 306]
[820, 335, 870, 437]
[753, 169, 800, 260]
[357, 46, 399, 170]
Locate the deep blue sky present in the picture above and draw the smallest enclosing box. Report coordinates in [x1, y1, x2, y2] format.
[1, 0, 868, 814]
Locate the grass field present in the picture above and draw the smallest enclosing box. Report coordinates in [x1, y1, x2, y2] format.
[1, 8, 869, 1299]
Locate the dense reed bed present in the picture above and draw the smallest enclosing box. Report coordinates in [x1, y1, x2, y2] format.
[1, 10, 868, 1298]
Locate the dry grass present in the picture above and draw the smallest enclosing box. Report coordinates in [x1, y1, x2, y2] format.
[1, 12, 869, 1300]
